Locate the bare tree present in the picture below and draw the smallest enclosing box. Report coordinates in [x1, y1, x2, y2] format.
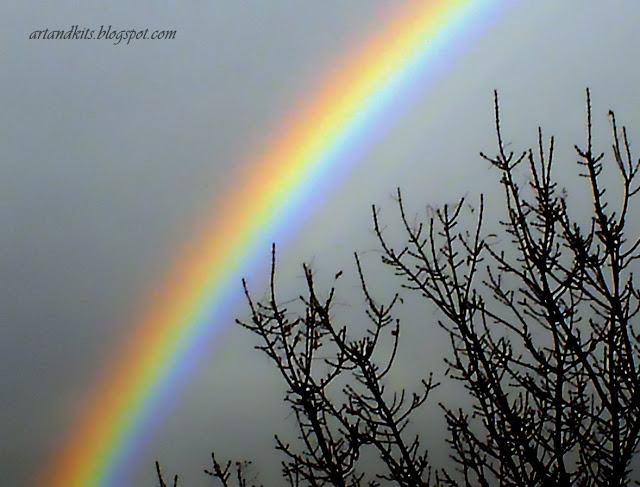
[158, 90, 640, 486]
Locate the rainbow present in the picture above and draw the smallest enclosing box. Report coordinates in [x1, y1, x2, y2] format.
[38, 1, 502, 485]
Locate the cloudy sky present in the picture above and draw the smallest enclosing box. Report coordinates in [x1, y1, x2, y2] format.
[2, 1, 640, 485]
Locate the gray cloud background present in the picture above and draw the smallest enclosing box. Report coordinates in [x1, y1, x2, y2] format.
[1, 1, 639, 485]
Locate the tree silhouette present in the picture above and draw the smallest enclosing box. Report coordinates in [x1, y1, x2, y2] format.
[158, 90, 640, 486]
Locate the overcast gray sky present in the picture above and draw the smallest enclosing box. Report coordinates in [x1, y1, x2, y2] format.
[2, 1, 640, 486]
